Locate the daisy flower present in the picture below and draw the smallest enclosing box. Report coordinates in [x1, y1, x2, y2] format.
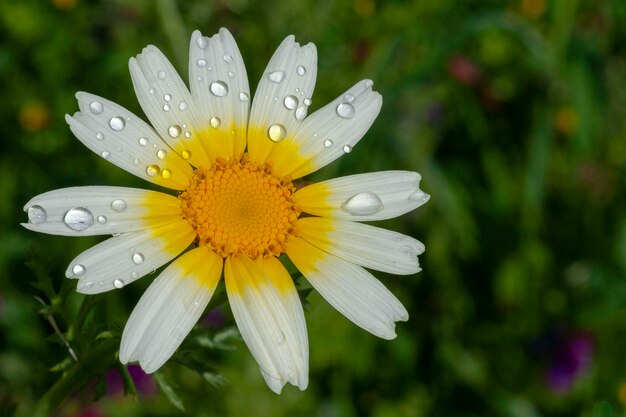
[22, 28, 429, 393]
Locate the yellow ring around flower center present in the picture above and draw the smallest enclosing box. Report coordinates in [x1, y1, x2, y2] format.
[178, 155, 301, 259]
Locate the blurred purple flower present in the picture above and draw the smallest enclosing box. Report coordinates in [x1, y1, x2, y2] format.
[105, 364, 157, 398]
[544, 331, 594, 394]
[202, 307, 227, 329]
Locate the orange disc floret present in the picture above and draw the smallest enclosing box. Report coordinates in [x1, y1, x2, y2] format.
[178, 155, 302, 259]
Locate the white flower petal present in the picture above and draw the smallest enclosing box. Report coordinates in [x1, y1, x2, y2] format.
[248, 35, 317, 165]
[22, 186, 181, 236]
[294, 170, 429, 221]
[120, 246, 222, 373]
[66, 219, 195, 294]
[225, 255, 308, 393]
[284, 80, 382, 179]
[129, 46, 211, 167]
[287, 237, 408, 340]
[189, 28, 249, 161]
[296, 217, 424, 275]
[67, 93, 193, 190]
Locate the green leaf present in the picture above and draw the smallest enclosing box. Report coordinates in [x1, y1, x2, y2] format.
[153, 371, 185, 412]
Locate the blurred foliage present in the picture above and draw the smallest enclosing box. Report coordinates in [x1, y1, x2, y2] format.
[1, 0, 625, 416]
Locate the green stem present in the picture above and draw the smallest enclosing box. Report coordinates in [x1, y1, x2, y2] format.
[28, 338, 119, 417]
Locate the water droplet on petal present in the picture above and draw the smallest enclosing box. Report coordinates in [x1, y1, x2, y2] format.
[295, 105, 308, 121]
[163, 104, 170, 111]
[146, 165, 160, 177]
[296, 65, 306, 76]
[96, 132, 104, 140]
[97, 215, 107, 224]
[268, 70, 286, 83]
[181, 149, 192, 160]
[284, 95, 298, 110]
[210, 116, 221, 129]
[210, 81, 229, 97]
[157, 149, 167, 159]
[196, 36, 208, 49]
[343, 144, 352, 153]
[184, 131, 191, 138]
[341, 192, 384, 216]
[408, 190, 430, 204]
[149, 88, 156, 95]
[179, 101, 188, 111]
[101, 151, 110, 159]
[323, 139, 333, 148]
[132, 253, 145, 264]
[336, 103, 355, 119]
[168, 124, 182, 138]
[64, 207, 95, 231]
[365, 80, 374, 88]
[89, 101, 104, 114]
[268, 124, 286, 142]
[84, 281, 94, 289]
[197, 59, 207, 67]
[157, 70, 166, 80]
[109, 116, 126, 131]
[228, 71, 234, 78]
[343, 93, 355, 103]
[164, 94, 171, 102]
[131, 271, 139, 279]
[161, 169, 171, 179]
[139, 137, 148, 146]
[111, 199, 127, 212]
[239, 92, 249, 102]
[304, 98, 312, 106]
[28, 205, 47, 224]
[222, 54, 234, 64]
[113, 279, 125, 289]
[72, 264, 86, 276]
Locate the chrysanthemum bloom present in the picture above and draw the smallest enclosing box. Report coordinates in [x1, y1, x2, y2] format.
[22, 28, 429, 393]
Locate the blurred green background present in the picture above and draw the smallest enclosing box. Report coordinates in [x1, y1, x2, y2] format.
[1, 0, 625, 416]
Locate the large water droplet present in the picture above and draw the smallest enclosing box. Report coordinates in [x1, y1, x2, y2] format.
[284, 95, 298, 110]
[295, 105, 308, 121]
[157, 70, 166, 80]
[132, 253, 145, 264]
[27, 205, 47, 224]
[408, 190, 430, 204]
[97, 215, 107, 224]
[109, 116, 126, 131]
[210, 81, 229, 97]
[146, 165, 161, 177]
[343, 144, 352, 153]
[157, 149, 167, 159]
[168, 124, 182, 138]
[341, 192, 384, 216]
[161, 169, 172, 179]
[268, 70, 286, 83]
[101, 151, 110, 159]
[196, 36, 208, 49]
[222, 54, 234, 64]
[268, 124, 287, 142]
[296, 65, 306, 76]
[111, 199, 127, 212]
[197, 59, 207, 67]
[239, 92, 249, 102]
[304, 98, 312, 106]
[89, 101, 104, 114]
[210, 116, 221, 129]
[336, 103, 355, 119]
[164, 94, 171, 102]
[72, 264, 86, 276]
[96, 132, 104, 140]
[323, 139, 334, 148]
[139, 137, 148, 146]
[181, 149, 192, 160]
[64, 207, 95, 231]
[113, 279, 125, 289]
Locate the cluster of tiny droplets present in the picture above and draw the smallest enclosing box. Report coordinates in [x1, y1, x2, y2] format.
[178, 155, 301, 259]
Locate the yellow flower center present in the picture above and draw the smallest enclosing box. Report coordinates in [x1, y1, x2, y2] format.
[178, 155, 301, 259]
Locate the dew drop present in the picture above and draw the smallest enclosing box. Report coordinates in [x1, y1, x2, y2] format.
[210, 116, 221, 129]
[111, 199, 127, 212]
[295, 105, 308, 121]
[133, 158, 139, 165]
[284, 95, 299, 110]
[109, 116, 126, 131]
[210, 81, 229, 97]
[197, 59, 207, 67]
[157, 70, 166, 80]
[365, 80, 374, 88]
[168, 124, 182, 138]
[336, 103, 355, 119]
[179, 101, 188, 111]
[304, 98, 312, 106]
[323, 139, 334, 148]
[132, 253, 145, 264]
[27, 205, 47, 224]
[184, 131, 191, 138]
[157, 149, 167, 159]
[222, 54, 234, 63]
[343, 93, 356, 103]
[139, 137, 148, 146]
[113, 279, 125, 289]
[99, 281, 104, 286]
[101, 151, 110, 159]
[97, 215, 107, 224]
[296, 65, 306, 76]
[163, 104, 170, 111]
[89, 101, 104, 114]
[196, 36, 208, 49]
[161, 169, 172, 179]
[84, 281, 94, 289]
[72, 264, 86, 276]
[164, 94, 171, 102]
[408, 190, 430, 204]
[96, 132, 104, 140]
[343, 144, 352, 153]
[131, 271, 139, 279]
[181, 149, 192, 160]
[341, 192, 384, 216]
[228, 71, 234, 78]
[63, 207, 94, 231]
[268, 124, 287, 142]
[146, 165, 160, 177]
[268, 70, 286, 83]
[239, 92, 249, 102]
[149, 88, 156, 95]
